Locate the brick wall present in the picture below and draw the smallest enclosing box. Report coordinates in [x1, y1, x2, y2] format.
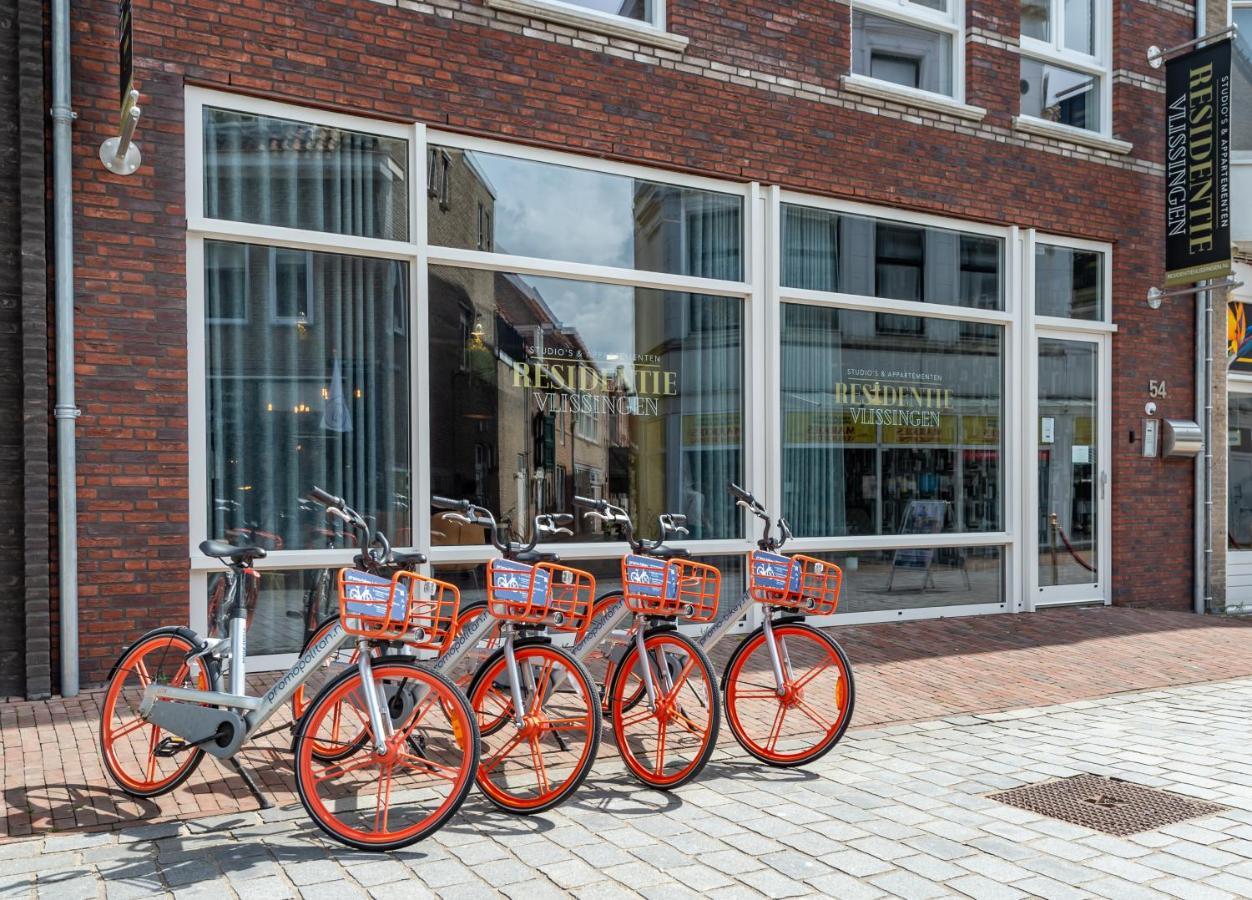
[0, 0, 49, 698]
[60, 0, 1197, 684]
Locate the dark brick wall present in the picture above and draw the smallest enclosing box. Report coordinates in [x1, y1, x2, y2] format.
[59, 0, 1196, 684]
[0, 0, 48, 697]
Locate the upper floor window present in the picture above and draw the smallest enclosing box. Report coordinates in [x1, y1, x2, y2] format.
[547, 0, 656, 25]
[850, 0, 962, 100]
[1018, 0, 1109, 133]
[1235, 3, 1252, 152]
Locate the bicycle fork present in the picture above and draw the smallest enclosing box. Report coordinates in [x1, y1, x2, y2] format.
[760, 615, 795, 698]
[357, 643, 395, 755]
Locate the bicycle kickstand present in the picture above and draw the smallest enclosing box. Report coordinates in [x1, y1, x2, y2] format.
[227, 756, 274, 810]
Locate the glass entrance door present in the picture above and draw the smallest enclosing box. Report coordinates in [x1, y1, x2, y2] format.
[1033, 335, 1107, 605]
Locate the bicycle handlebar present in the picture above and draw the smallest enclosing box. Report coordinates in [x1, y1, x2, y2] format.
[725, 482, 789, 551]
[308, 485, 393, 569]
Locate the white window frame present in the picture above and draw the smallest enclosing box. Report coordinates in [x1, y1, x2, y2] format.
[1017, 0, 1112, 138]
[482, 0, 688, 52]
[772, 188, 1019, 624]
[847, 0, 967, 105]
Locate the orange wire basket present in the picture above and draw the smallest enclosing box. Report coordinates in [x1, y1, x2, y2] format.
[621, 555, 721, 622]
[747, 551, 842, 615]
[337, 568, 460, 650]
[486, 559, 595, 637]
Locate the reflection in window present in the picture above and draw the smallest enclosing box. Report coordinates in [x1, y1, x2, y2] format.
[1020, 58, 1100, 131]
[781, 205, 1005, 310]
[1021, 0, 1050, 41]
[1063, 0, 1094, 55]
[427, 146, 743, 280]
[781, 305, 1003, 538]
[205, 241, 411, 551]
[203, 108, 409, 241]
[1236, 8, 1252, 153]
[427, 266, 743, 543]
[1232, 394, 1252, 550]
[852, 10, 954, 97]
[540, 0, 654, 24]
[1035, 244, 1103, 319]
[211, 569, 334, 656]
[807, 547, 1003, 613]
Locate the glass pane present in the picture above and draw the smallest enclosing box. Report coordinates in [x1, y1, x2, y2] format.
[1064, 0, 1094, 54]
[1037, 339, 1098, 587]
[780, 204, 1005, 310]
[781, 306, 1004, 538]
[909, 0, 948, 11]
[1230, 395, 1252, 549]
[428, 267, 743, 544]
[547, 0, 653, 22]
[209, 569, 335, 656]
[203, 108, 409, 241]
[1035, 244, 1103, 319]
[206, 240, 411, 551]
[427, 146, 743, 280]
[851, 10, 954, 96]
[1237, 10, 1252, 152]
[805, 547, 1004, 614]
[1021, 0, 1050, 41]
[1020, 58, 1100, 131]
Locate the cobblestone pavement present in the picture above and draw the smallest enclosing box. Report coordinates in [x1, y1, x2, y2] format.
[6, 606, 1252, 839]
[7, 676, 1252, 899]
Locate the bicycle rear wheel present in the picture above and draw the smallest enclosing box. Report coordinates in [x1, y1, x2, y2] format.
[723, 622, 854, 767]
[99, 631, 211, 797]
[294, 658, 479, 852]
[468, 643, 601, 814]
[580, 592, 637, 716]
[610, 630, 719, 790]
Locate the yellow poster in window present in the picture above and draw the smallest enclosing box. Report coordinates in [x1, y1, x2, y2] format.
[783, 411, 876, 445]
[961, 415, 1000, 446]
[883, 415, 957, 445]
[681, 412, 742, 447]
[1075, 416, 1094, 446]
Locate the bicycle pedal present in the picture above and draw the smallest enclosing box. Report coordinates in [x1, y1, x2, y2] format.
[153, 736, 190, 758]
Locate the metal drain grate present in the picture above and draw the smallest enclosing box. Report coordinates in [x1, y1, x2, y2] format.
[988, 775, 1227, 836]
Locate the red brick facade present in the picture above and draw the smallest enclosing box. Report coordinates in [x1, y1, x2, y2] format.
[58, 0, 1197, 687]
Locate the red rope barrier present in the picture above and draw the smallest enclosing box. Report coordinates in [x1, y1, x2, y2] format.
[1055, 523, 1096, 573]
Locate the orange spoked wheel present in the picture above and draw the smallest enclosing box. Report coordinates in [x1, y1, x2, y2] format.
[610, 631, 719, 790]
[290, 616, 369, 762]
[293, 659, 479, 852]
[723, 622, 855, 767]
[581, 593, 637, 717]
[99, 632, 212, 797]
[468, 643, 601, 814]
[450, 602, 509, 735]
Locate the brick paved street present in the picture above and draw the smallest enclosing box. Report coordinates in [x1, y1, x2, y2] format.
[4, 607, 1252, 841]
[7, 673, 1252, 898]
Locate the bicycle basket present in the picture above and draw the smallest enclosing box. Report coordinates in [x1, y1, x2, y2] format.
[338, 568, 460, 648]
[621, 555, 721, 623]
[748, 551, 842, 615]
[486, 559, 595, 636]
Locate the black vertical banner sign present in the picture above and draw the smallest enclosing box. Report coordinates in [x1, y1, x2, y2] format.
[1164, 39, 1232, 286]
[118, 0, 134, 127]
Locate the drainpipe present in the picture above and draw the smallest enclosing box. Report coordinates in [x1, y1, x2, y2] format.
[50, 0, 80, 695]
[1193, 0, 1209, 616]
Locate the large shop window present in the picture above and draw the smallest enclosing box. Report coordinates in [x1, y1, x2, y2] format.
[205, 242, 412, 551]
[1230, 393, 1252, 551]
[781, 305, 1004, 539]
[1018, 0, 1108, 134]
[427, 267, 744, 544]
[427, 145, 743, 281]
[203, 108, 409, 240]
[781, 205, 1004, 310]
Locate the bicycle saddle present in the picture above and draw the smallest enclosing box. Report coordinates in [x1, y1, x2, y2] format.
[648, 546, 690, 560]
[390, 549, 428, 566]
[513, 549, 560, 563]
[199, 540, 267, 563]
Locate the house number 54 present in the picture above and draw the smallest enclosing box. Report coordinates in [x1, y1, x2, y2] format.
[1149, 380, 1168, 398]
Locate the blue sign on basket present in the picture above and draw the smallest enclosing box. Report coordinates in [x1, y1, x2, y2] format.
[750, 551, 801, 594]
[625, 555, 678, 600]
[342, 569, 408, 620]
[491, 559, 551, 607]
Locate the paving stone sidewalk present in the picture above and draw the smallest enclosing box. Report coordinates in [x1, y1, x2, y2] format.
[7, 675, 1252, 899]
[6, 606, 1252, 840]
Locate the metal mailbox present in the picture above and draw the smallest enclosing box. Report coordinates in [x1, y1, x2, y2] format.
[1162, 419, 1203, 458]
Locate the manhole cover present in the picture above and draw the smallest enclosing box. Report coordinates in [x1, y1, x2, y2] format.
[988, 775, 1227, 836]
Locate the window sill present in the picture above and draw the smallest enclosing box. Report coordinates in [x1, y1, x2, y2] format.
[1012, 116, 1133, 155]
[840, 75, 987, 122]
[483, 0, 690, 52]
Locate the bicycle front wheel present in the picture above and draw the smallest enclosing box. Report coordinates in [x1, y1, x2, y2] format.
[723, 622, 854, 767]
[99, 631, 211, 797]
[294, 659, 479, 852]
[469, 643, 601, 814]
[610, 630, 719, 790]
